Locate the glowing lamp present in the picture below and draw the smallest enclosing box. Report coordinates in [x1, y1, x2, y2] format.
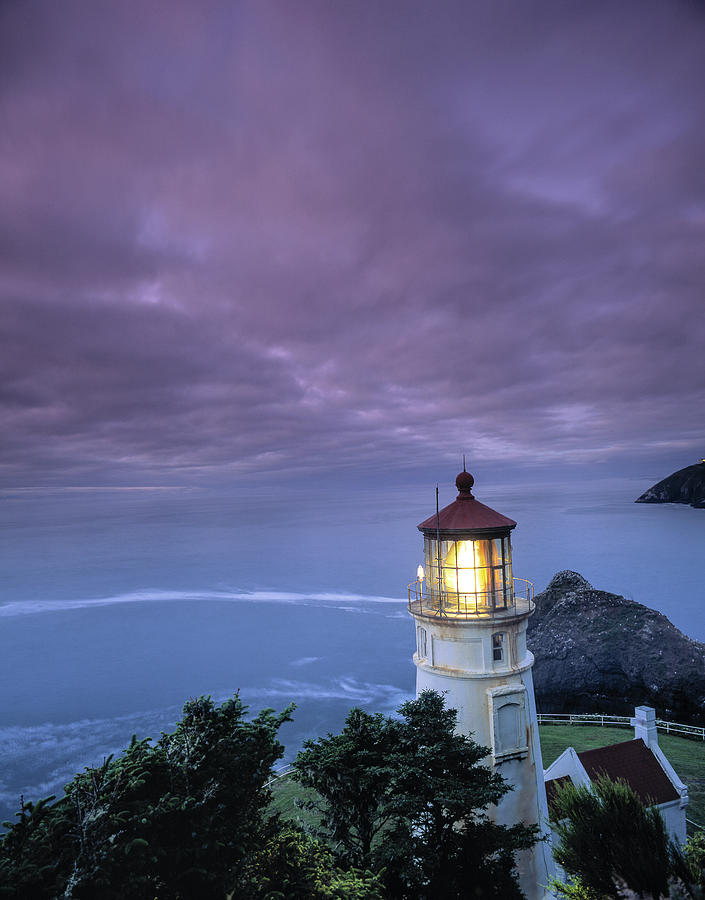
[410, 468, 530, 617]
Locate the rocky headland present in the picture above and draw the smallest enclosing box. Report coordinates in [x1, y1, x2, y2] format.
[636, 461, 705, 508]
[528, 570, 705, 723]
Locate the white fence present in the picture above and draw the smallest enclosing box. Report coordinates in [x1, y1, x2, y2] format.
[538, 713, 705, 741]
[266, 763, 295, 787]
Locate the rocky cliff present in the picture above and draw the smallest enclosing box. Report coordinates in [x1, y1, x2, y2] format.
[636, 461, 705, 508]
[527, 570, 705, 722]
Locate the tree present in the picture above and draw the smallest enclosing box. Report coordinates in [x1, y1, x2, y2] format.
[550, 775, 691, 899]
[0, 694, 294, 899]
[244, 823, 384, 899]
[684, 830, 705, 890]
[292, 707, 397, 869]
[548, 875, 602, 899]
[293, 690, 539, 899]
[0, 793, 64, 900]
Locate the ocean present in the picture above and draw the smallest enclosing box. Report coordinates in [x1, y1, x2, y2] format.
[1, 474, 703, 825]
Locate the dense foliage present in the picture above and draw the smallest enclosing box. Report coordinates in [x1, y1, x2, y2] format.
[244, 824, 383, 899]
[550, 776, 694, 899]
[294, 690, 539, 899]
[0, 690, 542, 898]
[0, 695, 380, 899]
[684, 830, 705, 890]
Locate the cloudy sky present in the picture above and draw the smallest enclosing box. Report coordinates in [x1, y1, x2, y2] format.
[2, 0, 704, 489]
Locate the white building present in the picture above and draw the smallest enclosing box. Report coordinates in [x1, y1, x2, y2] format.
[544, 706, 689, 845]
[408, 470, 554, 900]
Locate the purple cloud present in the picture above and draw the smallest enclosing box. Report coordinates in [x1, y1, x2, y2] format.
[1, 0, 704, 486]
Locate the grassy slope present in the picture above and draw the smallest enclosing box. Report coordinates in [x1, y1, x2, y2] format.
[539, 725, 705, 827]
[269, 776, 323, 829]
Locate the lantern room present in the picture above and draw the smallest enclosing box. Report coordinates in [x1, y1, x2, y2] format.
[409, 469, 533, 618]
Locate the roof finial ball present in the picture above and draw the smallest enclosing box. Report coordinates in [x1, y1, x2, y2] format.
[455, 469, 475, 496]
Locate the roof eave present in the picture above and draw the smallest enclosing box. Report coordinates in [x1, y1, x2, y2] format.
[417, 524, 516, 537]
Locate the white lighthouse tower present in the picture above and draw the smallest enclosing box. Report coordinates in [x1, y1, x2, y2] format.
[408, 469, 553, 899]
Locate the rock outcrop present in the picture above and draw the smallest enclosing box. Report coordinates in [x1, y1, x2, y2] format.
[636, 461, 705, 508]
[528, 570, 705, 722]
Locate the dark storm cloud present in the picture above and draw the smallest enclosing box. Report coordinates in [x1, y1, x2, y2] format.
[1, 0, 704, 485]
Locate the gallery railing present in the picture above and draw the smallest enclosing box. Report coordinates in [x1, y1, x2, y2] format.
[408, 577, 534, 620]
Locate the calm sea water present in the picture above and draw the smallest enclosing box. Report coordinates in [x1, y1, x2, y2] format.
[1, 476, 703, 824]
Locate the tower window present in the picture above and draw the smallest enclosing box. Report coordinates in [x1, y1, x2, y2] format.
[418, 627, 428, 659]
[492, 632, 504, 662]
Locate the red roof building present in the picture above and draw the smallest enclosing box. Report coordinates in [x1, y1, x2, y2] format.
[578, 739, 679, 806]
[543, 706, 689, 844]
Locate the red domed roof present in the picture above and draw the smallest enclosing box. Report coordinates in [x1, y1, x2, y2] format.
[418, 471, 516, 535]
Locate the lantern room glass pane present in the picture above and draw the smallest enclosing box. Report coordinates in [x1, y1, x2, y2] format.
[423, 534, 513, 613]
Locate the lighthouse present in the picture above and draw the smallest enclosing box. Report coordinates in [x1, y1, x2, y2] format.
[408, 469, 553, 899]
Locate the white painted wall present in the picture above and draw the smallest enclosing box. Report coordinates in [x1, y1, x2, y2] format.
[412, 610, 555, 900]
